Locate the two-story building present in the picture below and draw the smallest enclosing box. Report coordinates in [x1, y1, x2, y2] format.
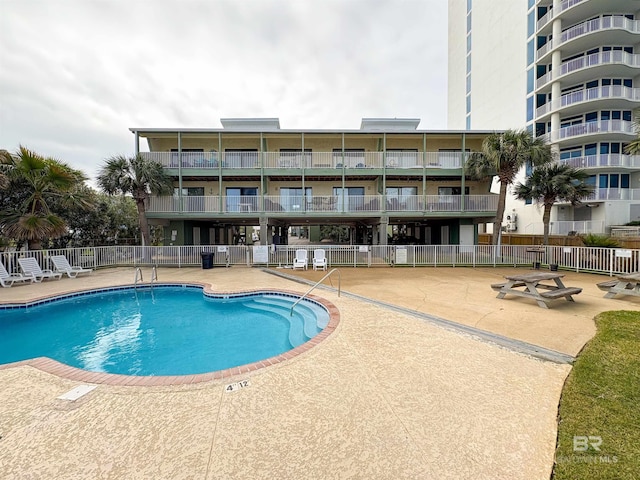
[131, 118, 499, 246]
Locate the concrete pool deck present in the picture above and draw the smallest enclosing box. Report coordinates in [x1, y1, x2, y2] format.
[1, 266, 638, 479]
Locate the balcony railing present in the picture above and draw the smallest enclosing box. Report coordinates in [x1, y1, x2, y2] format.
[523, 220, 604, 235]
[560, 154, 640, 169]
[543, 120, 634, 142]
[592, 188, 640, 201]
[536, 0, 588, 31]
[146, 194, 498, 214]
[538, 16, 640, 60]
[139, 151, 468, 170]
[536, 85, 640, 117]
[536, 51, 640, 90]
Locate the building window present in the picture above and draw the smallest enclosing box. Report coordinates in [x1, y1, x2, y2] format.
[527, 39, 535, 66]
[280, 187, 311, 212]
[526, 96, 534, 122]
[466, 95, 471, 114]
[438, 187, 469, 195]
[527, 68, 534, 94]
[226, 187, 258, 212]
[527, 11, 535, 37]
[279, 149, 311, 167]
[225, 149, 258, 168]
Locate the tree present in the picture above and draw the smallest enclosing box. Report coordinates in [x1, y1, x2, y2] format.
[466, 129, 554, 245]
[624, 111, 640, 155]
[0, 146, 91, 250]
[96, 154, 173, 246]
[49, 191, 140, 248]
[513, 163, 594, 245]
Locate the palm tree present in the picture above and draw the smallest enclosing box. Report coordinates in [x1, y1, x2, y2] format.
[624, 111, 640, 155]
[97, 154, 173, 246]
[513, 163, 594, 246]
[0, 146, 90, 250]
[465, 129, 554, 245]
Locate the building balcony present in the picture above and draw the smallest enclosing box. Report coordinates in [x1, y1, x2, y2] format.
[139, 151, 469, 171]
[537, 16, 640, 62]
[536, 0, 586, 33]
[542, 120, 634, 143]
[536, 50, 640, 92]
[145, 194, 498, 215]
[522, 220, 605, 235]
[559, 153, 640, 169]
[583, 187, 640, 201]
[535, 85, 640, 120]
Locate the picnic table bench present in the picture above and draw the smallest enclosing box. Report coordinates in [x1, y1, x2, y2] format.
[492, 272, 582, 309]
[599, 273, 640, 299]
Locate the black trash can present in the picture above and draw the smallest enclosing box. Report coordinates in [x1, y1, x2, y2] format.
[201, 251, 214, 269]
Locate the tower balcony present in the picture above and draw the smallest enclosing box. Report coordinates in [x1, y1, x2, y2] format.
[536, 50, 640, 92]
[537, 16, 640, 63]
[535, 85, 640, 121]
[542, 119, 635, 144]
[559, 153, 640, 170]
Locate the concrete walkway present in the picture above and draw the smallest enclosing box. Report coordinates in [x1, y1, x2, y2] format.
[1, 266, 635, 479]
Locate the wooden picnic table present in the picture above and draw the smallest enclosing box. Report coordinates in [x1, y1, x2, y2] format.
[599, 272, 640, 299]
[491, 272, 582, 309]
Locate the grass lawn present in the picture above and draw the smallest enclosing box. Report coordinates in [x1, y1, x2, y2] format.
[552, 311, 640, 480]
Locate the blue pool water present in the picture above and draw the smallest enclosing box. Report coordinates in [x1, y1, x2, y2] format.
[0, 286, 329, 376]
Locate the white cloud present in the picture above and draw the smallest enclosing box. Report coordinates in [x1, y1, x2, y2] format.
[0, 0, 448, 182]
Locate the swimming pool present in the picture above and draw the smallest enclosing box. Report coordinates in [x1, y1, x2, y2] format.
[0, 285, 331, 377]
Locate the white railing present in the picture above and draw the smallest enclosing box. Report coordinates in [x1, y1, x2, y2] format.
[544, 120, 634, 142]
[561, 50, 640, 77]
[562, 16, 639, 47]
[536, 71, 554, 89]
[536, 85, 640, 117]
[536, 51, 640, 90]
[537, 9, 554, 31]
[536, 0, 588, 31]
[560, 154, 640, 169]
[524, 220, 605, 235]
[147, 194, 498, 214]
[3, 243, 639, 275]
[590, 188, 640, 201]
[611, 226, 640, 237]
[139, 151, 469, 171]
[147, 196, 222, 213]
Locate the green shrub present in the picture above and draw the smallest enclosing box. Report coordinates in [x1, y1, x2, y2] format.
[580, 234, 619, 248]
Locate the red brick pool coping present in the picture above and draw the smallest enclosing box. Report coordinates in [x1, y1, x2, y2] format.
[0, 283, 340, 387]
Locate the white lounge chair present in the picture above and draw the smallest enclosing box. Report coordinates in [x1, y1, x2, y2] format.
[293, 249, 308, 270]
[313, 249, 327, 271]
[0, 262, 34, 287]
[51, 255, 93, 278]
[18, 257, 62, 282]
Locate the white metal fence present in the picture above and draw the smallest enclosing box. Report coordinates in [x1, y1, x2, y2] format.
[2, 245, 639, 277]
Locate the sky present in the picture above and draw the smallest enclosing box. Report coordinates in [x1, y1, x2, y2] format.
[0, 0, 448, 183]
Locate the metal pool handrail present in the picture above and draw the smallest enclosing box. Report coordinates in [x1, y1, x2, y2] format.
[134, 267, 143, 286]
[290, 268, 340, 316]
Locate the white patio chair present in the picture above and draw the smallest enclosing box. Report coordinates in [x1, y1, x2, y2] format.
[50, 255, 93, 278]
[18, 257, 62, 282]
[293, 249, 308, 270]
[0, 262, 34, 287]
[313, 249, 327, 271]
